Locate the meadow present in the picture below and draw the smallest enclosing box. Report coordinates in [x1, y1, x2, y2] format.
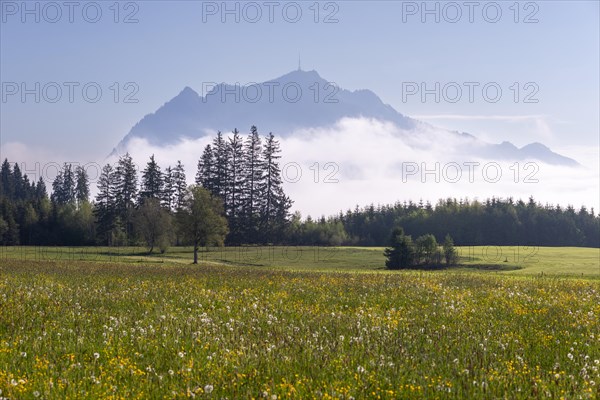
[0, 247, 599, 399]
[1, 245, 599, 275]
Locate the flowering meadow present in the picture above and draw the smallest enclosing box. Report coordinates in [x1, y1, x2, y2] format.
[1, 258, 599, 399]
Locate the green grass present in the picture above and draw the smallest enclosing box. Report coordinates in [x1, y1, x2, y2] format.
[1, 260, 599, 399]
[1, 245, 598, 276]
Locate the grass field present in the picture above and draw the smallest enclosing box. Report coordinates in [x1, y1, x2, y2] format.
[1, 247, 599, 398]
[1, 245, 599, 276]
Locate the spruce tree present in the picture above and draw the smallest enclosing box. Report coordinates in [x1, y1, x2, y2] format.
[139, 155, 163, 202]
[173, 160, 187, 212]
[241, 126, 264, 241]
[51, 164, 76, 205]
[384, 227, 415, 269]
[35, 177, 47, 200]
[260, 133, 292, 243]
[162, 166, 175, 211]
[226, 129, 245, 242]
[75, 166, 90, 205]
[50, 170, 64, 205]
[114, 153, 138, 216]
[0, 159, 12, 199]
[113, 153, 138, 243]
[62, 164, 75, 203]
[94, 164, 118, 245]
[12, 164, 25, 200]
[212, 132, 229, 207]
[196, 145, 215, 193]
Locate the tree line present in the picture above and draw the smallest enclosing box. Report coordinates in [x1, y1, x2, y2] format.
[0, 127, 293, 248]
[286, 198, 599, 247]
[1, 128, 599, 248]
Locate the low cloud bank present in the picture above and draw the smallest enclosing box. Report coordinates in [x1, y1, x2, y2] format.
[3, 118, 598, 218]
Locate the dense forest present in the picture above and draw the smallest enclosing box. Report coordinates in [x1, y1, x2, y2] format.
[320, 197, 600, 247]
[0, 127, 598, 248]
[0, 128, 292, 248]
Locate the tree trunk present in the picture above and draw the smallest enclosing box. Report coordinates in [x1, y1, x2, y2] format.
[193, 243, 198, 264]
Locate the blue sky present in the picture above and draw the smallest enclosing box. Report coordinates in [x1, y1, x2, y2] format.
[1, 1, 598, 176]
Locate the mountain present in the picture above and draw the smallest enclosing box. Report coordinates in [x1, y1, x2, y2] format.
[479, 141, 578, 166]
[110, 70, 578, 166]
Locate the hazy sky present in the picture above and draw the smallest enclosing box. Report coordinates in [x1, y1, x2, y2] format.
[1, 0, 599, 214]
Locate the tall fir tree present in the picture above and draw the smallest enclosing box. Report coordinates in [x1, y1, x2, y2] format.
[0, 159, 12, 199]
[51, 164, 76, 205]
[140, 155, 163, 202]
[94, 164, 118, 245]
[161, 166, 175, 211]
[113, 153, 138, 243]
[226, 129, 245, 242]
[75, 166, 90, 205]
[12, 164, 25, 200]
[241, 126, 264, 241]
[50, 171, 64, 205]
[212, 132, 229, 207]
[35, 177, 47, 200]
[173, 160, 188, 212]
[260, 133, 292, 243]
[63, 164, 75, 203]
[114, 153, 138, 216]
[196, 145, 215, 193]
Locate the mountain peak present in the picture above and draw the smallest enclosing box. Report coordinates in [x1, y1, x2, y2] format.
[178, 86, 199, 97]
[110, 71, 579, 167]
[274, 69, 325, 83]
[521, 142, 549, 151]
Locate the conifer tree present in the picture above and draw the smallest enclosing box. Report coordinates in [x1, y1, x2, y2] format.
[162, 166, 175, 211]
[75, 166, 90, 205]
[114, 153, 138, 215]
[226, 129, 245, 242]
[260, 132, 292, 243]
[384, 227, 415, 269]
[196, 145, 215, 192]
[139, 155, 163, 202]
[94, 164, 118, 245]
[173, 160, 187, 212]
[51, 164, 75, 205]
[241, 126, 264, 241]
[212, 132, 229, 207]
[0, 159, 12, 199]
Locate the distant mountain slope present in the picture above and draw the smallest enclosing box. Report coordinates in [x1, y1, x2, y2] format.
[110, 69, 578, 166]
